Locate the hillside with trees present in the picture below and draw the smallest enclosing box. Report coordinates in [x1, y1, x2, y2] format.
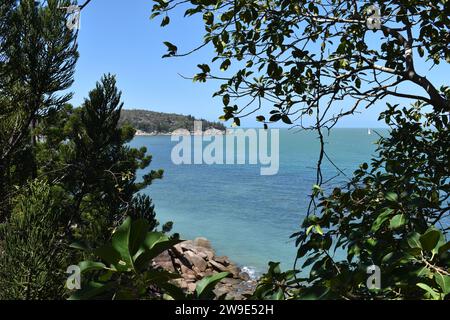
[119, 109, 226, 134]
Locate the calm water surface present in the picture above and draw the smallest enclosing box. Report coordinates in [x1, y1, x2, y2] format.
[130, 128, 386, 276]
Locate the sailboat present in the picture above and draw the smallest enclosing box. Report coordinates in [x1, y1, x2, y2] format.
[368, 128, 372, 135]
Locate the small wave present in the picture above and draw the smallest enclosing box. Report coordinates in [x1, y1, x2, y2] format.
[240, 266, 260, 280]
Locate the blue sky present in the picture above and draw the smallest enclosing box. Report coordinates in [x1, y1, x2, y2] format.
[71, 0, 449, 128]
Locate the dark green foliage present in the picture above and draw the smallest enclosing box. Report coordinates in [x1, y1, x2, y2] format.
[69, 217, 182, 300]
[255, 103, 450, 300]
[119, 109, 226, 133]
[127, 194, 159, 230]
[126, 194, 172, 233]
[252, 262, 300, 300]
[0, 1, 178, 301]
[0, 0, 77, 220]
[69, 217, 228, 300]
[0, 180, 70, 299]
[36, 74, 165, 247]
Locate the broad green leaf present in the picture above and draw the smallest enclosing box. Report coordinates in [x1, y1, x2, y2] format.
[273, 288, 284, 300]
[156, 281, 186, 300]
[415, 266, 431, 278]
[112, 217, 134, 268]
[420, 228, 441, 252]
[371, 208, 393, 232]
[385, 192, 398, 202]
[416, 283, 440, 300]
[78, 260, 107, 273]
[195, 272, 229, 299]
[144, 270, 181, 282]
[134, 234, 181, 270]
[389, 214, 406, 229]
[438, 241, 450, 255]
[95, 244, 121, 268]
[129, 218, 150, 257]
[407, 232, 422, 249]
[435, 274, 450, 294]
[68, 281, 113, 300]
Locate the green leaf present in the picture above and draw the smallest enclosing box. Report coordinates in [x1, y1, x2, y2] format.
[69, 241, 88, 251]
[315, 225, 324, 236]
[129, 218, 150, 257]
[416, 283, 441, 300]
[269, 114, 281, 122]
[144, 270, 181, 282]
[197, 64, 210, 73]
[134, 234, 181, 270]
[418, 46, 424, 57]
[95, 244, 121, 267]
[389, 214, 406, 229]
[195, 272, 229, 299]
[420, 228, 441, 252]
[438, 241, 450, 255]
[112, 217, 133, 268]
[273, 288, 284, 300]
[385, 192, 398, 202]
[306, 225, 314, 236]
[78, 260, 107, 273]
[281, 115, 292, 124]
[371, 208, 393, 232]
[407, 232, 422, 249]
[160, 16, 170, 27]
[68, 281, 113, 300]
[220, 59, 231, 71]
[155, 281, 187, 300]
[162, 41, 178, 57]
[163, 41, 177, 51]
[223, 94, 230, 106]
[435, 274, 450, 294]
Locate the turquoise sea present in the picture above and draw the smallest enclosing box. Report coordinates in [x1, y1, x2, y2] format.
[130, 128, 386, 277]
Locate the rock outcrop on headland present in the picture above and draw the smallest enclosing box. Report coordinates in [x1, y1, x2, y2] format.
[152, 237, 256, 300]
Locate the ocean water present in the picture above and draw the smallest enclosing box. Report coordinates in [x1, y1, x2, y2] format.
[130, 128, 385, 276]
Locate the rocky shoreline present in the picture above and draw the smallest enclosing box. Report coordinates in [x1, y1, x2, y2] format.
[153, 237, 257, 300]
[135, 128, 226, 136]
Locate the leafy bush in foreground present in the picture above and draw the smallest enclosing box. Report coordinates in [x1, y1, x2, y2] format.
[255, 103, 449, 300]
[69, 217, 229, 300]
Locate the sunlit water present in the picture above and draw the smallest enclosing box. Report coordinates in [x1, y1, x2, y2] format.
[130, 128, 385, 277]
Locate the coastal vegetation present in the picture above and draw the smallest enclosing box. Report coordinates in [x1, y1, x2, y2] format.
[0, 0, 448, 301]
[119, 109, 226, 134]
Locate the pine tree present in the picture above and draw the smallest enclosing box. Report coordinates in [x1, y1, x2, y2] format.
[39, 74, 164, 247]
[0, 0, 78, 221]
